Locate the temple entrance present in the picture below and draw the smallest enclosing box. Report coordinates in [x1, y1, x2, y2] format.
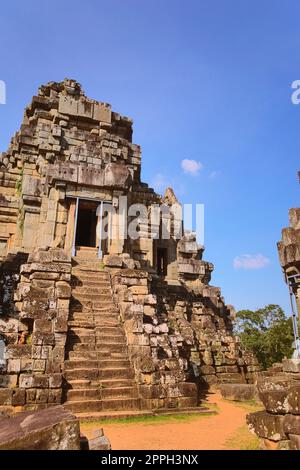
[75, 201, 97, 247]
[157, 247, 168, 276]
[70, 197, 112, 258]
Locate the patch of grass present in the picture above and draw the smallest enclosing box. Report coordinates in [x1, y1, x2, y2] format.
[224, 424, 260, 450]
[80, 410, 215, 426]
[227, 399, 263, 413]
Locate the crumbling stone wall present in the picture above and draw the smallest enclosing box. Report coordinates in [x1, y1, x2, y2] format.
[111, 269, 197, 409]
[0, 248, 71, 409]
[110, 253, 258, 409]
[247, 359, 300, 450]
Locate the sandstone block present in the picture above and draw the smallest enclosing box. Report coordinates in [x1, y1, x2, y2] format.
[11, 389, 26, 406]
[287, 384, 300, 414]
[259, 389, 290, 414]
[0, 389, 13, 406]
[283, 414, 300, 435]
[0, 405, 80, 450]
[247, 411, 286, 441]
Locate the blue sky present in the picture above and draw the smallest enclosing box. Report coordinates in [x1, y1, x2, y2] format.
[1, 0, 300, 313]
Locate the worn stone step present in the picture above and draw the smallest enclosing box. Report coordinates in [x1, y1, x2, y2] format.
[68, 350, 125, 360]
[100, 378, 136, 388]
[70, 300, 115, 310]
[64, 368, 99, 381]
[68, 334, 96, 345]
[64, 397, 140, 413]
[64, 367, 134, 381]
[67, 379, 94, 389]
[67, 320, 95, 329]
[66, 343, 96, 352]
[64, 400, 103, 413]
[96, 343, 128, 353]
[68, 312, 94, 322]
[101, 386, 138, 399]
[96, 334, 125, 343]
[71, 287, 111, 295]
[72, 294, 112, 302]
[66, 388, 101, 401]
[93, 301, 115, 309]
[65, 359, 130, 370]
[71, 279, 110, 288]
[100, 368, 135, 380]
[68, 313, 119, 326]
[95, 326, 124, 335]
[101, 398, 141, 411]
[72, 265, 109, 273]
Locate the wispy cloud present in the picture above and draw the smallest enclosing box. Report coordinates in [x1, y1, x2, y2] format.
[181, 159, 203, 176]
[233, 254, 270, 270]
[209, 170, 220, 179]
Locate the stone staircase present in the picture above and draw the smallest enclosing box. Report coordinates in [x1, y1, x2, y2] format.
[63, 252, 141, 414]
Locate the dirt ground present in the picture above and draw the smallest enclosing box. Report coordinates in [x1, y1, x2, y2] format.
[80, 393, 261, 450]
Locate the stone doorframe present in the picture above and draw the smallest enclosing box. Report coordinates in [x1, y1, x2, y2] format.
[67, 196, 112, 259]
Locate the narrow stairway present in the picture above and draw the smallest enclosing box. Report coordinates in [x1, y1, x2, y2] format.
[63, 251, 141, 414]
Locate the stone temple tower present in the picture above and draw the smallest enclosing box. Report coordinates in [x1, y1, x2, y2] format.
[0, 79, 259, 415]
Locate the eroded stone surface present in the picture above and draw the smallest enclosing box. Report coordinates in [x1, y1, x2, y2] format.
[0, 405, 80, 450]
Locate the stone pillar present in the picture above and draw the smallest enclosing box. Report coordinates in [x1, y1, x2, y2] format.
[65, 199, 76, 255]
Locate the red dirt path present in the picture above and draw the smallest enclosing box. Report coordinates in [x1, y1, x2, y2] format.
[81, 393, 253, 450]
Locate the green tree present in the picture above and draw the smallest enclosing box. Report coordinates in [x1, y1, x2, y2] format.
[234, 304, 295, 369]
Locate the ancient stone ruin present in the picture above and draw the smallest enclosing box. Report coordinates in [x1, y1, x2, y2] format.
[0, 79, 259, 416]
[247, 359, 300, 450]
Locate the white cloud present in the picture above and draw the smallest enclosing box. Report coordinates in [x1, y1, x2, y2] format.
[233, 254, 270, 270]
[181, 159, 203, 176]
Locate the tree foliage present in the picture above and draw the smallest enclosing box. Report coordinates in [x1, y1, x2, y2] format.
[234, 304, 295, 369]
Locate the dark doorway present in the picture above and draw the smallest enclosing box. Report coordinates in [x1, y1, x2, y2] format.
[157, 247, 168, 276]
[75, 202, 97, 247]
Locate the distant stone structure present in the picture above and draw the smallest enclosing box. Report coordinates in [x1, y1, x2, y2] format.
[0, 79, 258, 414]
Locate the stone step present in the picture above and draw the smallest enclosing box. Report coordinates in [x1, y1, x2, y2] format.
[66, 388, 101, 401]
[96, 343, 128, 353]
[101, 386, 138, 400]
[66, 386, 138, 401]
[96, 334, 126, 343]
[67, 342, 128, 354]
[67, 350, 125, 360]
[64, 368, 100, 381]
[71, 294, 112, 302]
[70, 300, 115, 309]
[64, 400, 103, 413]
[64, 397, 140, 413]
[71, 287, 111, 295]
[64, 367, 135, 381]
[100, 378, 136, 388]
[68, 335, 96, 345]
[65, 359, 131, 370]
[72, 265, 109, 273]
[95, 326, 124, 335]
[102, 398, 141, 411]
[67, 318, 120, 328]
[67, 320, 95, 329]
[71, 279, 110, 288]
[67, 379, 95, 389]
[66, 343, 96, 352]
